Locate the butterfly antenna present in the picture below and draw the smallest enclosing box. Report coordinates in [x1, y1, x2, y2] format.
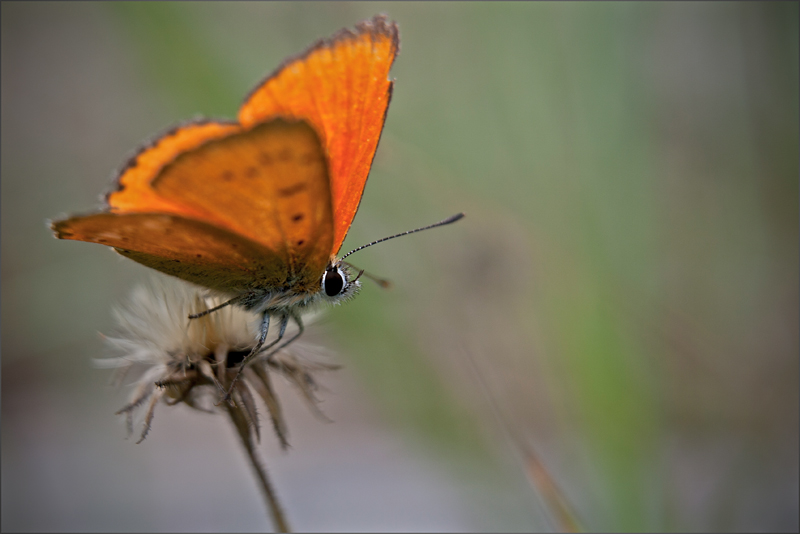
[339, 213, 465, 262]
[343, 261, 392, 288]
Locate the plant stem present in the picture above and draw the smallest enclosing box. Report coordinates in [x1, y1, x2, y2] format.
[227, 404, 291, 533]
[463, 348, 582, 532]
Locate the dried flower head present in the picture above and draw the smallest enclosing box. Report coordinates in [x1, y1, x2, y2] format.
[98, 278, 339, 446]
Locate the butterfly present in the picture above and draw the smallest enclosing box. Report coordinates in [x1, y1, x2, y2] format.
[51, 15, 463, 399]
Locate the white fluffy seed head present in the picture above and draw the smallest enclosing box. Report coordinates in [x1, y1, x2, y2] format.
[98, 277, 339, 444]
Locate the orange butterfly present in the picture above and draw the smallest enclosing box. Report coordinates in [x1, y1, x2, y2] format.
[52, 15, 462, 398]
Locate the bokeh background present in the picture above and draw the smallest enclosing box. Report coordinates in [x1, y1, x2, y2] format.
[2, 2, 797, 532]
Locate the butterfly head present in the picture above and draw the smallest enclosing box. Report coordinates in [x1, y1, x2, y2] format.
[318, 213, 466, 305]
[320, 260, 361, 304]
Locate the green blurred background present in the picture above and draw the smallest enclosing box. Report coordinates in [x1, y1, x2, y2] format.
[2, 2, 797, 531]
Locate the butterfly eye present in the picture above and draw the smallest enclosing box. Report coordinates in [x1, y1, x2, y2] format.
[323, 267, 345, 297]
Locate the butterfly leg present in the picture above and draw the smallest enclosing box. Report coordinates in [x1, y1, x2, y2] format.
[253, 312, 271, 353]
[221, 312, 290, 404]
[262, 311, 304, 361]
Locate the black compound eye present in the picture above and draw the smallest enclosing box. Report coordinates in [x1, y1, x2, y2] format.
[323, 268, 345, 297]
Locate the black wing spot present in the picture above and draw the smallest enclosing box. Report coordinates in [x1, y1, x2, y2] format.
[292, 213, 304, 222]
[296, 239, 305, 246]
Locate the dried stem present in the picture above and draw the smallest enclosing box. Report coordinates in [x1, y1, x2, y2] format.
[226, 402, 291, 533]
[463, 347, 582, 532]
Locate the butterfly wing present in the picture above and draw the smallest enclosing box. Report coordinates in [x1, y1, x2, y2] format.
[238, 14, 399, 255]
[52, 212, 286, 294]
[54, 118, 334, 295]
[148, 118, 333, 292]
[54, 15, 399, 295]
[107, 119, 242, 217]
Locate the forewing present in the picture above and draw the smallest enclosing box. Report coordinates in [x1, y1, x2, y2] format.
[238, 14, 399, 254]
